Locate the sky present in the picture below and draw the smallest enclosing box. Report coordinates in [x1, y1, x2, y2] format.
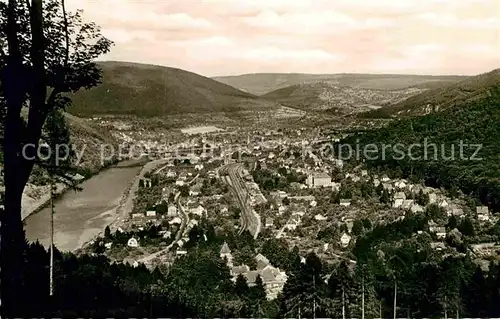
[67, 0, 500, 77]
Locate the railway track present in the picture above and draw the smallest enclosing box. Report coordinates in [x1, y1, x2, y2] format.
[220, 163, 260, 238]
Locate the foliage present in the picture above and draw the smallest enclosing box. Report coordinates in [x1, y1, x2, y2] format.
[341, 87, 500, 212]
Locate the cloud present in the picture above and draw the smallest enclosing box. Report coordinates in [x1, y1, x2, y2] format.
[416, 12, 500, 29]
[71, 0, 500, 76]
[240, 47, 344, 62]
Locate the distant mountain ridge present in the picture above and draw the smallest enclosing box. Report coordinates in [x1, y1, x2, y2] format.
[361, 68, 500, 118]
[261, 81, 427, 115]
[213, 73, 467, 95]
[69, 61, 277, 117]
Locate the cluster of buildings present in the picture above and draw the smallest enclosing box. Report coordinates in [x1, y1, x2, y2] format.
[220, 242, 287, 300]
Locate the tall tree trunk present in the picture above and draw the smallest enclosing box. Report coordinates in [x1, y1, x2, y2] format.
[49, 178, 54, 296]
[362, 276, 365, 319]
[342, 286, 346, 319]
[393, 280, 397, 319]
[313, 275, 316, 319]
[444, 296, 448, 319]
[1, 0, 46, 315]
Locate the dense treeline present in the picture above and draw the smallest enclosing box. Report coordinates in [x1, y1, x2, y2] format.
[15, 216, 500, 318]
[340, 86, 500, 212]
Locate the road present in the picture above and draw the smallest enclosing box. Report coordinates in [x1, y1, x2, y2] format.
[136, 173, 193, 265]
[220, 163, 261, 239]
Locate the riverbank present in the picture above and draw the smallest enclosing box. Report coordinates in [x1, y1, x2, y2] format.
[21, 183, 68, 221]
[78, 158, 169, 253]
[20, 158, 146, 222]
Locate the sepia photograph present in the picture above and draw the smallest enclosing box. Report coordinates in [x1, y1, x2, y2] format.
[0, 0, 499, 317]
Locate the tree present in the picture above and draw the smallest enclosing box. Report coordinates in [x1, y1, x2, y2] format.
[104, 225, 112, 239]
[282, 196, 290, 206]
[178, 185, 189, 197]
[328, 261, 355, 318]
[361, 182, 374, 199]
[352, 219, 365, 236]
[235, 274, 250, 297]
[380, 189, 391, 204]
[416, 190, 430, 206]
[0, 0, 112, 313]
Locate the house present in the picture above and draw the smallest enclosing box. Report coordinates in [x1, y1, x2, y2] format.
[373, 179, 381, 187]
[393, 192, 406, 208]
[256, 253, 270, 269]
[175, 180, 185, 186]
[351, 176, 361, 182]
[231, 265, 250, 276]
[166, 170, 177, 178]
[332, 182, 341, 192]
[447, 206, 464, 217]
[167, 204, 178, 217]
[477, 206, 490, 221]
[436, 227, 447, 239]
[411, 204, 424, 213]
[191, 205, 205, 217]
[382, 183, 394, 192]
[361, 170, 368, 176]
[401, 199, 414, 210]
[220, 242, 233, 266]
[381, 175, 390, 182]
[310, 200, 317, 207]
[285, 217, 300, 231]
[146, 210, 156, 217]
[395, 180, 406, 189]
[315, 214, 328, 221]
[123, 259, 139, 268]
[335, 159, 344, 168]
[104, 242, 112, 249]
[339, 199, 351, 207]
[265, 217, 274, 228]
[428, 193, 437, 204]
[194, 164, 204, 171]
[278, 206, 287, 215]
[162, 231, 172, 239]
[127, 237, 139, 248]
[340, 233, 351, 248]
[176, 250, 188, 256]
[132, 213, 144, 219]
[169, 217, 182, 225]
[306, 172, 332, 188]
[430, 242, 446, 251]
[438, 200, 449, 208]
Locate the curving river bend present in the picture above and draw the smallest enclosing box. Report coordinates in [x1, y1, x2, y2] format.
[23, 163, 142, 252]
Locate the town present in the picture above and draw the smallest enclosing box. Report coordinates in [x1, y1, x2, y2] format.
[80, 118, 500, 301]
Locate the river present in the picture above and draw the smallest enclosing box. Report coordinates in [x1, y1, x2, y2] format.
[23, 163, 142, 252]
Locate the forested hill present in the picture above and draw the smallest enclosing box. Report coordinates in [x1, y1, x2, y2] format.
[361, 68, 500, 118]
[340, 85, 500, 212]
[69, 61, 277, 117]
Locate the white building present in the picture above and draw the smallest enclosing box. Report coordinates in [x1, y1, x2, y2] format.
[127, 237, 139, 248]
[477, 206, 490, 222]
[167, 204, 178, 217]
[339, 199, 351, 207]
[306, 172, 332, 188]
[340, 233, 351, 248]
